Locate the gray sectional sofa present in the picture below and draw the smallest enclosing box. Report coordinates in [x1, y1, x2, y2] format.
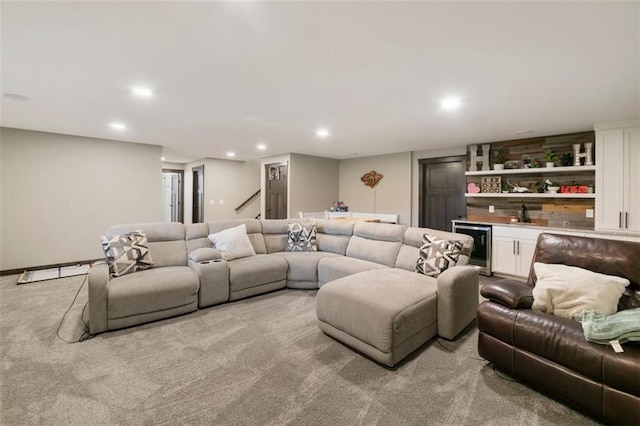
[89, 218, 478, 366]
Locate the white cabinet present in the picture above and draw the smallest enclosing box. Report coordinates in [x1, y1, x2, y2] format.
[492, 226, 541, 277]
[595, 121, 640, 232]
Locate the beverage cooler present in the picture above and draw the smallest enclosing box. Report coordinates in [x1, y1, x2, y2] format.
[452, 222, 492, 276]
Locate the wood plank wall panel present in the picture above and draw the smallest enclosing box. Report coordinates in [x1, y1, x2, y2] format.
[466, 131, 595, 170]
[465, 131, 596, 230]
[466, 198, 595, 229]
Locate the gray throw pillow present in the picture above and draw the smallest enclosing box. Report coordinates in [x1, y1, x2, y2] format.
[100, 230, 154, 277]
[287, 223, 317, 252]
[415, 234, 462, 277]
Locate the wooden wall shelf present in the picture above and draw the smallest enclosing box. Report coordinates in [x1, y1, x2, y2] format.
[465, 193, 595, 199]
[465, 165, 596, 176]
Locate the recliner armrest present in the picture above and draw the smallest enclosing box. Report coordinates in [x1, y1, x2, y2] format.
[437, 266, 479, 339]
[481, 279, 534, 309]
[188, 247, 222, 263]
[188, 258, 229, 308]
[88, 262, 110, 335]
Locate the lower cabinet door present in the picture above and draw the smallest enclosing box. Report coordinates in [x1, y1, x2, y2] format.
[515, 238, 537, 277]
[492, 236, 517, 275]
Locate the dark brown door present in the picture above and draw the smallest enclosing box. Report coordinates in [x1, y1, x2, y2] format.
[192, 165, 204, 223]
[265, 162, 287, 219]
[419, 156, 466, 231]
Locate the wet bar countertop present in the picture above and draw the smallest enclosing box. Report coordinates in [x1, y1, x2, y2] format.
[452, 219, 640, 240]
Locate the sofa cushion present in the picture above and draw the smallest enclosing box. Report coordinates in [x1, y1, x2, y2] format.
[228, 254, 288, 292]
[512, 308, 608, 385]
[107, 266, 199, 319]
[287, 222, 317, 252]
[415, 234, 463, 277]
[208, 224, 256, 261]
[345, 222, 405, 267]
[272, 251, 340, 282]
[107, 222, 187, 267]
[318, 256, 388, 284]
[185, 223, 211, 253]
[100, 230, 155, 277]
[315, 219, 354, 255]
[261, 218, 307, 253]
[532, 262, 629, 318]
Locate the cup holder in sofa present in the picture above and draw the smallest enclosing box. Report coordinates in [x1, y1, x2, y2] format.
[199, 259, 224, 264]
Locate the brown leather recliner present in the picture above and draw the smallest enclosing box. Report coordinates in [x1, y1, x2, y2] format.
[478, 233, 639, 425]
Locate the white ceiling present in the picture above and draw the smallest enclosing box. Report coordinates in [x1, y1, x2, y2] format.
[2, 1, 639, 163]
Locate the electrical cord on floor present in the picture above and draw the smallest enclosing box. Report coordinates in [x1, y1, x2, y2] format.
[81, 302, 90, 330]
[491, 364, 519, 382]
[436, 339, 486, 361]
[436, 339, 456, 353]
[56, 273, 94, 343]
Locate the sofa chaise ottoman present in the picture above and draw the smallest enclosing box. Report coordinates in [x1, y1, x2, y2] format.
[317, 269, 439, 367]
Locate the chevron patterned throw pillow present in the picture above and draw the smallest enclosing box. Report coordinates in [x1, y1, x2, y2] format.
[415, 234, 463, 277]
[100, 230, 155, 277]
[287, 223, 317, 252]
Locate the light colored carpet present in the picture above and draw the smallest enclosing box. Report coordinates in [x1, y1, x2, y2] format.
[0, 274, 598, 425]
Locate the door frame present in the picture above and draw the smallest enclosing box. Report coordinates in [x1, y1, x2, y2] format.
[162, 168, 184, 223]
[192, 165, 204, 223]
[418, 155, 467, 229]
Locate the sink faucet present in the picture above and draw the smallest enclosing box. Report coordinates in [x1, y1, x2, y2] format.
[520, 204, 531, 223]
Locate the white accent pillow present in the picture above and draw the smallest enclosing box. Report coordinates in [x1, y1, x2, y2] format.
[208, 224, 256, 261]
[532, 262, 630, 319]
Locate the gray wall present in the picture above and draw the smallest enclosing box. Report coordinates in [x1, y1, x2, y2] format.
[184, 158, 261, 224]
[339, 152, 412, 225]
[259, 153, 339, 218]
[289, 154, 339, 216]
[0, 128, 162, 271]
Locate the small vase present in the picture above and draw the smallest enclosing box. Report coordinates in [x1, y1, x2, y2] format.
[546, 162, 555, 168]
[493, 164, 504, 170]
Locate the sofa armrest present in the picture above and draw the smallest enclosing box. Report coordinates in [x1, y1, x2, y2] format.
[88, 262, 109, 335]
[188, 259, 229, 308]
[188, 247, 222, 263]
[437, 266, 479, 340]
[481, 279, 533, 309]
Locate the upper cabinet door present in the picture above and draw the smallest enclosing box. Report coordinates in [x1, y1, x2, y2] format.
[625, 126, 640, 232]
[595, 129, 625, 231]
[595, 124, 640, 232]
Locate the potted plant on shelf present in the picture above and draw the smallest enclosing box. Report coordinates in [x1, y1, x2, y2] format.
[544, 179, 560, 193]
[492, 148, 506, 170]
[544, 150, 559, 168]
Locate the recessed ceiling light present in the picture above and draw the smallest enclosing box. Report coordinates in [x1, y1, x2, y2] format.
[256, 144, 267, 151]
[3, 93, 30, 102]
[161, 157, 166, 161]
[131, 86, 153, 97]
[226, 151, 236, 158]
[440, 97, 462, 110]
[109, 122, 127, 131]
[315, 128, 330, 138]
